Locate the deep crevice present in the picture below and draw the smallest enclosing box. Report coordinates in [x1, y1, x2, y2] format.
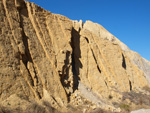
[59, 51, 72, 101]
[122, 53, 126, 69]
[19, 7, 32, 65]
[91, 49, 101, 73]
[97, 65, 101, 73]
[105, 81, 108, 87]
[17, 3, 42, 99]
[84, 37, 89, 43]
[70, 27, 82, 92]
[58, 27, 83, 102]
[129, 80, 132, 91]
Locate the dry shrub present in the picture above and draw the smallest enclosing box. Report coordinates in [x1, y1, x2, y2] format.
[123, 91, 150, 106]
[143, 86, 150, 93]
[42, 101, 59, 113]
[25, 103, 46, 113]
[89, 108, 120, 113]
[0, 100, 61, 113]
[0, 105, 11, 113]
[25, 101, 60, 113]
[119, 103, 130, 111]
[90, 108, 105, 113]
[0, 104, 23, 113]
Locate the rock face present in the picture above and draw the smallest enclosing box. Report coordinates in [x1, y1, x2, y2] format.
[0, 0, 150, 112]
[130, 109, 150, 113]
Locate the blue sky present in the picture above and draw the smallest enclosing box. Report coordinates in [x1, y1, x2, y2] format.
[26, 0, 150, 61]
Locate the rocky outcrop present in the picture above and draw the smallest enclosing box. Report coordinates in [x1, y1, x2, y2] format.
[0, 0, 150, 112]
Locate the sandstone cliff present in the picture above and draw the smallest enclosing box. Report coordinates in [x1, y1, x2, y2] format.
[0, 0, 150, 113]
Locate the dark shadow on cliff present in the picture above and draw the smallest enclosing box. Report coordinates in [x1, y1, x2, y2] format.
[59, 51, 72, 97]
[70, 28, 83, 92]
[122, 54, 126, 69]
[19, 1, 32, 64]
[17, 3, 42, 99]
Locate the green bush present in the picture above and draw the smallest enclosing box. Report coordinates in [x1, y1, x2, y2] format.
[119, 103, 130, 111]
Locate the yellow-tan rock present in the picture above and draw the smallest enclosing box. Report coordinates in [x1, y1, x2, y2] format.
[0, 0, 150, 112]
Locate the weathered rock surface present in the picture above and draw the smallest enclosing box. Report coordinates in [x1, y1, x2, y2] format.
[130, 109, 150, 113]
[0, 0, 150, 112]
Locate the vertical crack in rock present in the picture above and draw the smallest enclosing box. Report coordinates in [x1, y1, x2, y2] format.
[70, 27, 82, 92]
[17, 2, 42, 99]
[90, 49, 101, 73]
[129, 80, 132, 91]
[84, 37, 89, 43]
[105, 81, 108, 88]
[122, 53, 126, 69]
[59, 50, 72, 100]
[18, 2, 31, 65]
[58, 27, 83, 102]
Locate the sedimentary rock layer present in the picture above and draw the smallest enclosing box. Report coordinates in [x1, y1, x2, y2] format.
[0, 0, 150, 112]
